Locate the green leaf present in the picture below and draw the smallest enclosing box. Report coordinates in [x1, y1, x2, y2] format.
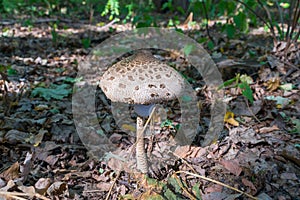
[183, 44, 195, 56]
[181, 95, 193, 102]
[239, 74, 253, 84]
[145, 195, 164, 200]
[0, 65, 10, 72]
[98, 168, 104, 174]
[96, 129, 105, 136]
[31, 84, 72, 101]
[7, 68, 18, 76]
[290, 118, 300, 134]
[161, 119, 173, 128]
[226, 24, 236, 39]
[280, 2, 290, 9]
[279, 83, 293, 91]
[234, 12, 248, 32]
[218, 77, 237, 89]
[2, 0, 20, 13]
[238, 82, 253, 103]
[81, 38, 91, 49]
[192, 183, 202, 199]
[168, 177, 182, 193]
[164, 188, 177, 200]
[63, 77, 83, 83]
[207, 40, 214, 50]
[265, 96, 290, 107]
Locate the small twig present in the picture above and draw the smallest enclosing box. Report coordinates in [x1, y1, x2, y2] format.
[275, 0, 284, 37]
[289, 0, 300, 42]
[0, 191, 50, 200]
[175, 171, 258, 200]
[280, 58, 300, 71]
[245, 98, 261, 123]
[105, 171, 121, 200]
[171, 151, 197, 174]
[141, 106, 157, 135]
[259, 0, 277, 40]
[133, 106, 157, 151]
[234, 0, 277, 42]
[172, 174, 197, 200]
[284, 0, 300, 56]
[200, 1, 214, 43]
[291, 0, 300, 43]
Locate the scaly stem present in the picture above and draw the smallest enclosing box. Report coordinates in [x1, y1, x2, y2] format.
[136, 116, 148, 173]
[135, 107, 157, 173]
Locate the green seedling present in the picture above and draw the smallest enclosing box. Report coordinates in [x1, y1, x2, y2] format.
[219, 73, 254, 104]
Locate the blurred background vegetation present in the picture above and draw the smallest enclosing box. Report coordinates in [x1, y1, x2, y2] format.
[0, 0, 298, 40]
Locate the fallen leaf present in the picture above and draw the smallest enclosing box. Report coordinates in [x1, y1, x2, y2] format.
[280, 172, 298, 180]
[224, 111, 239, 126]
[264, 77, 280, 92]
[35, 178, 52, 195]
[0, 162, 20, 181]
[4, 130, 30, 144]
[0, 180, 15, 192]
[34, 129, 47, 147]
[205, 184, 223, 193]
[174, 145, 191, 158]
[259, 125, 279, 134]
[121, 124, 136, 132]
[242, 178, 257, 193]
[18, 185, 35, 198]
[219, 159, 242, 176]
[96, 182, 111, 191]
[47, 182, 68, 197]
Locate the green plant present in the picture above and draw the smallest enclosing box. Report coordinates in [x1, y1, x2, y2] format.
[101, 0, 120, 20]
[161, 119, 180, 131]
[81, 38, 91, 49]
[1, 0, 23, 13]
[31, 84, 72, 101]
[230, 0, 300, 65]
[0, 65, 17, 76]
[219, 74, 254, 104]
[50, 22, 59, 47]
[131, 1, 157, 28]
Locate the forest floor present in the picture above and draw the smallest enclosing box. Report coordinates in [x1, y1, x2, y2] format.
[0, 16, 299, 200]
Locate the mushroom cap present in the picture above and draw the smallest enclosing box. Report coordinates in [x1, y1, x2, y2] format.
[99, 51, 185, 104]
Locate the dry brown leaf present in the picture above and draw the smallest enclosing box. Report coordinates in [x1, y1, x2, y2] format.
[224, 111, 239, 126]
[242, 178, 257, 193]
[35, 178, 52, 195]
[34, 129, 46, 147]
[0, 180, 15, 191]
[264, 77, 280, 92]
[205, 184, 223, 193]
[190, 146, 207, 158]
[96, 182, 111, 191]
[174, 145, 191, 158]
[18, 185, 36, 198]
[280, 172, 298, 180]
[45, 155, 59, 166]
[183, 12, 193, 25]
[259, 125, 279, 134]
[0, 162, 20, 181]
[219, 159, 242, 176]
[47, 182, 68, 197]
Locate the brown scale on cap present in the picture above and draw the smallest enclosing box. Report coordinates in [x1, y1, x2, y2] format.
[100, 51, 185, 104]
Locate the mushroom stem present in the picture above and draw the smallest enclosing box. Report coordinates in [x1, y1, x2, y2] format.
[136, 116, 148, 173]
[135, 106, 157, 173]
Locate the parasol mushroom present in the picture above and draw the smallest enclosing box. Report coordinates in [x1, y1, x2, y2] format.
[100, 50, 185, 173]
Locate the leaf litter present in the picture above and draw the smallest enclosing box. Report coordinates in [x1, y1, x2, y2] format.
[0, 18, 299, 200]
